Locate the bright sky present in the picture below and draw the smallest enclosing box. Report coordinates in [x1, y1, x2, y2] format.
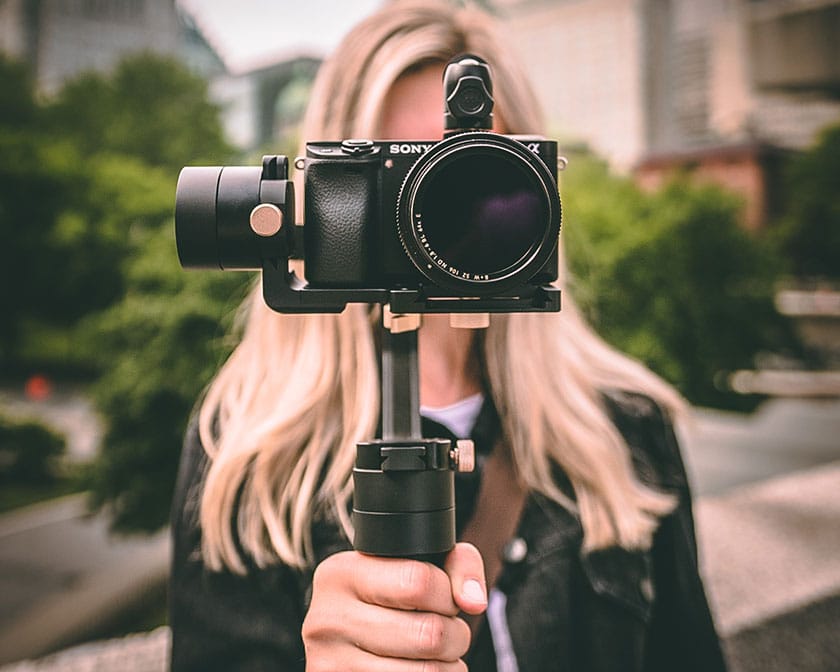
[178, 0, 385, 73]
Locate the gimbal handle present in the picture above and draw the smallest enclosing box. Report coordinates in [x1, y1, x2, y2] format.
[351, 312, 474, 566]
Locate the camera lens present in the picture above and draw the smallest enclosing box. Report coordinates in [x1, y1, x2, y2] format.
[421, 154, 544, 274]
[398, 133, 560, 294]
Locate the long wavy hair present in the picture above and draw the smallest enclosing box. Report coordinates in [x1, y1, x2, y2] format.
[198, 0, 684, 573]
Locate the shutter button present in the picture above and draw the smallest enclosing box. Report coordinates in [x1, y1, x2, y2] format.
[502, 537, 528, 564]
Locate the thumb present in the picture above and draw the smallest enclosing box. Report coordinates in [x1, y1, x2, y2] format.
[445, 542, 488, 615]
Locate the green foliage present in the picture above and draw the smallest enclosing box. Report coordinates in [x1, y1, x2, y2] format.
[49, 57, 245, 531]
[0, 414, 66, 484]
[562, 153, 792, 408]
[0, 59, 122, 366]
[47, 53, 232, 171]
[1, 51, 244, 531]
[0, 53, 232, 372]
[81, 225, 250, 531]
[770, 122, 840, 279]
[0, 132, 80, 349]
[0, 57, 38, 125]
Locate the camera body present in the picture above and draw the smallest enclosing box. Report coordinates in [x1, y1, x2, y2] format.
[175, 54, 562, 314]
[304, 134, 559, 297]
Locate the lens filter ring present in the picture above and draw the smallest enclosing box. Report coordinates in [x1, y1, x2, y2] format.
[396, 132, 560, 295]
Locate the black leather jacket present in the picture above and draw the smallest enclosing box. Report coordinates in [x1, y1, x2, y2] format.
[170, 391, 728, 671]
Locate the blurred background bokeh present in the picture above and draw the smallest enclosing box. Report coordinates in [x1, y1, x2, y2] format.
[0, 0, 838, 670]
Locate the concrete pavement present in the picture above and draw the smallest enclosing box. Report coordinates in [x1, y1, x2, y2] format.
[0, 495, 169, 665]
[0, 629, 170, 672]
[699, 462, 840, 636]
[679, 397, 840, 496]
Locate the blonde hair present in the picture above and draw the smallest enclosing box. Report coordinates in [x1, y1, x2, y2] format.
[198, 0, 684, 573]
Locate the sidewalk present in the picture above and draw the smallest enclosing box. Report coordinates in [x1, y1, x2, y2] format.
[698, 461, 840, 671]
[0, 495, 169, 665]
[679, 397, 840, 496]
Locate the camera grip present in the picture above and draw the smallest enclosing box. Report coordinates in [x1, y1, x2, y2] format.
[305, 158, 379, 287]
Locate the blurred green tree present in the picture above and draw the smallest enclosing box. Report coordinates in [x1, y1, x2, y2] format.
[562, 153, 793, 408]
[0, 57, 126, 369]
[0, 52, 247, 529]
[81, 223, 250, 531]
[48, 52, 231, 171]
[0, 53, 233, 372]
[0, 56, 38, 125]
[45, 55, 246, 531]
[770, 122, 840, 280]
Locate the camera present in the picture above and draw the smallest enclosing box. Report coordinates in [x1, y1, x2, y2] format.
[175, 55, 562, 314]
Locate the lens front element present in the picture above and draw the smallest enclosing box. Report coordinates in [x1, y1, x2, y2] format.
[398, 133, 560, 294]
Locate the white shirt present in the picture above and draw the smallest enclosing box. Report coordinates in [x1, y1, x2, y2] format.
[420, 392, 484, 438]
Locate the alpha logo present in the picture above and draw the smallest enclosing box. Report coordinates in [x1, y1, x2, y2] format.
[389, 143, 435, 155]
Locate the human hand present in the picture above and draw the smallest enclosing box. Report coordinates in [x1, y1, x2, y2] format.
[302, 542, 487, 671]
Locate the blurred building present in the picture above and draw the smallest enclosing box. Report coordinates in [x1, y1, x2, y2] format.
[496, 0, 840, 165]
[0, 0, 181, 94]
[177, 4, 320, 150]
[0, 0, 318, 151]
[495, 0, 840, 227]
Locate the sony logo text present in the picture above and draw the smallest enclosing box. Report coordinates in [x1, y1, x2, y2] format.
[389, 143, 435, 154]
[389, 142, 542, 155]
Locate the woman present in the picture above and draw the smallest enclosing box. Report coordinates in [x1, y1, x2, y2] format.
[170, 1, 728, 670]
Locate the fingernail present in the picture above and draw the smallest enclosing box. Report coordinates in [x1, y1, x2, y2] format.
[462, 579, 487, 604]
